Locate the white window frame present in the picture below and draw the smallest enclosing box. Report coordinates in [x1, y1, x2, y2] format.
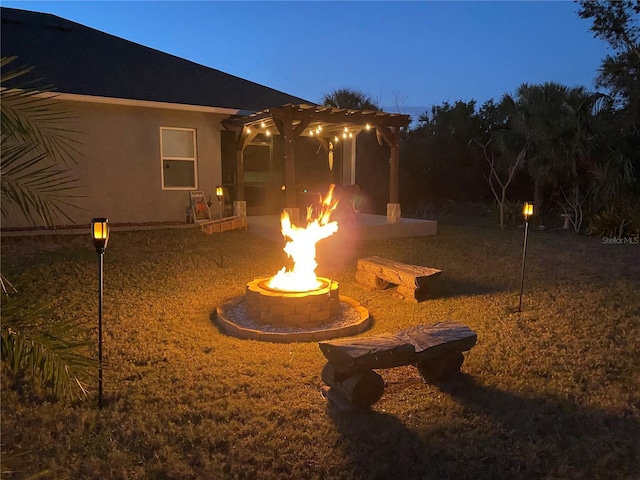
[160, 126, 198, 190]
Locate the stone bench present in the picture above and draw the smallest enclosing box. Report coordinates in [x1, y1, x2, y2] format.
[356, 256, 441, 301]
[319, 322, 477, 408]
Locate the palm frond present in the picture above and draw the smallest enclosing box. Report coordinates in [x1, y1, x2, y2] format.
[1, 56, 86, 227]
[1, 293, 96, 399]
[0, 142, 85, 225]
[1, 56, 84, 166]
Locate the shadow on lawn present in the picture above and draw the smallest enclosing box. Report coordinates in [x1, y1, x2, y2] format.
[439, 375, 640, 479]
[328, 375, 639, 480]
[327, 404, 431, 480]
[427, 276, 503, 299]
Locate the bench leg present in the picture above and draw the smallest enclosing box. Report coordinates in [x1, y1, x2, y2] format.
[416, 351, 464, 383]
[356, 270, 391, 290]
[322, 363, 385, 408]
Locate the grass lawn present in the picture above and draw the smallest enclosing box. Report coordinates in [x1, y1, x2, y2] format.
[1, 223, 639, 479]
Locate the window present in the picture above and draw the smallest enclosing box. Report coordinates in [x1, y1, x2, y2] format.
[160, 127, 197, 189]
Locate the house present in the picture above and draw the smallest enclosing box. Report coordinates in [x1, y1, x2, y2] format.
[1, 7, 410, 229]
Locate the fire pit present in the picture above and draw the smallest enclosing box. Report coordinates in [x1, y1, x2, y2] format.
[216, 185, 371, 343]
[245, 276, 339, 328]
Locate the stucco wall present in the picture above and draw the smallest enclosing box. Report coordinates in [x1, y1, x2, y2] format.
[3, 100, 228, 228]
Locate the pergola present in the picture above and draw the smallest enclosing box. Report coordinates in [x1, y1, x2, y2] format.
[222, 104, 411, 212]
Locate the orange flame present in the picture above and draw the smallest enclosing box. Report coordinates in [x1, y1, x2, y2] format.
[268, 185, 339, 291]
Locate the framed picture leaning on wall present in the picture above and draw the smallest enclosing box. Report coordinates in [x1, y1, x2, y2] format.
[189, 190, 211, 223]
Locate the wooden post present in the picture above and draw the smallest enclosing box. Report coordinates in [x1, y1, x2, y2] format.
[282, 119, 296, 208]
[235, 128, 257, 202]
[235, 148, 244, 201]
[271, 108, 311, 209]
[389, 131, 400, 204]
[375, 126, 400, 205]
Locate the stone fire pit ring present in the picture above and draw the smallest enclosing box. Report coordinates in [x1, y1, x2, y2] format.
[216, 295, 371, 343]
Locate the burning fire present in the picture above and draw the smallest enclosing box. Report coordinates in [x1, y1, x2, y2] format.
[268, 185, 339, 291]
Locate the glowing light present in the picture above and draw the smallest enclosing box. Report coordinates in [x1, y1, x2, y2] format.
[260, 121, 266, 128]
[268, 185, 339, 292]
[342, 133, 347, 139]
[366, 124, 371, 130]
[265, 130, 271, 136]
[348, 132, 353, 138]
[334, 136, 339, 142]
[91, 218, 109, 253]
[246, 127, 252, 134]
[523, 202, 534, 218]
[281, 185, 286, 191]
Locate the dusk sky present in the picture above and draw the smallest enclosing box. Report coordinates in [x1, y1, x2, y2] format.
[2, 1, 611, 118]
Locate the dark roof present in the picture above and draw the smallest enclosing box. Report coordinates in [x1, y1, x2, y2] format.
[0, 7, 311, 112]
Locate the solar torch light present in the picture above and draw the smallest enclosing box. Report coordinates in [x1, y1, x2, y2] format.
[91, 217, 109, 409]
[518, 202, 533, 312]
[216, 185, 224, 268]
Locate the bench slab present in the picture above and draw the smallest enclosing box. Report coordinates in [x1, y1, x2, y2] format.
[356, 256, 441, 301]
[319, 322, 476, 372]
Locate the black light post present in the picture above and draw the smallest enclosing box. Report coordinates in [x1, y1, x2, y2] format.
[518, 202, 533, 312]
[216, 185, 224, 268]
[91, 218, 109, 409]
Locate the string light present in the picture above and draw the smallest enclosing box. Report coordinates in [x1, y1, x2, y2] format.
[260, 121, 266, 128]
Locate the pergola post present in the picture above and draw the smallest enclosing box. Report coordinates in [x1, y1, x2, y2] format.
[375, 125, 402, 223]
[235, 147, 244, 201]
[283, 119, 296, 208]
[272, 110, 311, 213]
[389, 132, 400, 204]
[234, 127, 257, 217]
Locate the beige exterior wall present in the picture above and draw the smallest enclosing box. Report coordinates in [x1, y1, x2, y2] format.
[3, 99, 229, 228]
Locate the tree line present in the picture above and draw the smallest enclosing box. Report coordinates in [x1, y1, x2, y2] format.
[324, 1, 640, 236]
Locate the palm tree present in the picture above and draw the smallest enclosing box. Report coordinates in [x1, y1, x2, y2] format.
[1, 56, 94, 400]
[499, 82, 602, 219]
[321, 88, 380, 110]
